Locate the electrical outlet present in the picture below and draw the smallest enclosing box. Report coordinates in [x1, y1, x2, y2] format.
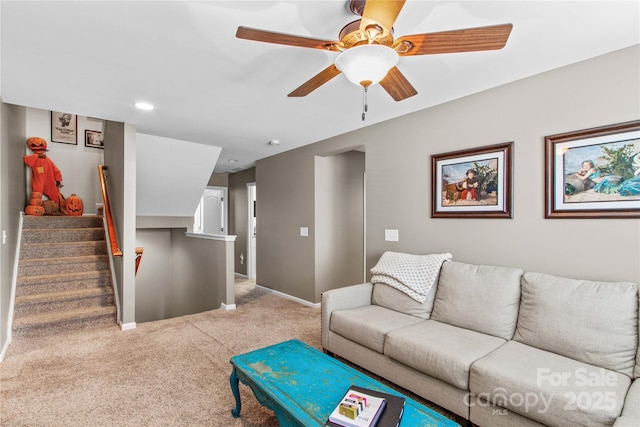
[300, 227, 309, 237]
[385, 229, 399, 242]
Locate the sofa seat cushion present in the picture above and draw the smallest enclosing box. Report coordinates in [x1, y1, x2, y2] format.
[470, 341, 631, 427]
[613, 379, 640, 426]
[514, 272, 638, 377]
[330, 305, 423, 353]
[384, 320, 506, 390]
[431, 261, 523, 340]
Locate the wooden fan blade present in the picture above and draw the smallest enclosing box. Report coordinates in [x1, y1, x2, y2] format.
[288, 65, 342, 97]
[395, 23, 513, 56]
[236, 26, 341, 51]
[360, 0, 406, 37]
[379, 67, 417, 101]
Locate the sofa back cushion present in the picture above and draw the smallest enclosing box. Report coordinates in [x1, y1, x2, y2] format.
[514, 272, 638, 376]
[431, 261, 523, 340]
[372, 281, 437, 319]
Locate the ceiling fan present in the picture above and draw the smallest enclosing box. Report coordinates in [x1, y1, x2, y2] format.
[236, 0, 512, 110]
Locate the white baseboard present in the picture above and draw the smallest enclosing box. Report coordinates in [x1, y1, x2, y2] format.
[0, 336, 11, 362]
[220, 303, 236, 310]
[255, 284, 320, 309]
[119, 322, 137, 331]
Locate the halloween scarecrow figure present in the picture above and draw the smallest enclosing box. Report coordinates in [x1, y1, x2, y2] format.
[24, 137, 63, 214]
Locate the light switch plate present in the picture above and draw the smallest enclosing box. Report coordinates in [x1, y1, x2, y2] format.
[300, 227, 309, 237]
[385, 229, 399, 242]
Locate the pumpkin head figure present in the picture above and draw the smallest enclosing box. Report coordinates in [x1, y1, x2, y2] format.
[66, 194, 84, 216]
[26, 137, 48, 153]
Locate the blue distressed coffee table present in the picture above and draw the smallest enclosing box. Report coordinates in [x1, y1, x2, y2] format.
[230, 339, 459, 426]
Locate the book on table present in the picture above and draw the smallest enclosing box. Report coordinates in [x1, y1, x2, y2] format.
[326, 385, 406, 427]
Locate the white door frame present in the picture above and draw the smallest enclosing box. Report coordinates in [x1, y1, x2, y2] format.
[247, 182, 256, 280]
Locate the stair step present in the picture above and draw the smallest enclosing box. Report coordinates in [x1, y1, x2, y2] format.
[16, 270, 112, 296]
[12, 305, 117, 339]
[14, 287, 115, 317]
[22, 215, 103, 230]
[21, 227, 105, 244]
[14, 214, 117, 340]
[20, 240, 108, 259]
[18, 254, 110, 276]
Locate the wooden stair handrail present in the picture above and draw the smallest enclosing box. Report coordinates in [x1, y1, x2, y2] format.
[135, 247, 144, 275]
[98, 165, 123, 257]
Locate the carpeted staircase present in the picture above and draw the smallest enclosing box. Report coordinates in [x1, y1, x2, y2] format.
[13, 215, 117, 339]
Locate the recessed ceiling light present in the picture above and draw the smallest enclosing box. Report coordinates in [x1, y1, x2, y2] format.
[134, 101, 154, 111]
[227, 159, 239, 163]
[268, 139, 280, 146]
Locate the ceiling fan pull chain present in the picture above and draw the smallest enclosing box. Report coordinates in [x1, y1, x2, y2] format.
[362, 86, 369, 121]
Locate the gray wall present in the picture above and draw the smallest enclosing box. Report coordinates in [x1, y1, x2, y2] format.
[135, 229, 234, 323]
[229, 168, 255, 276]
[103, 121, 137, 326]
[208, 173, 229, 188]
[255, 46, 640, 303]
[0, 103, 27, 357]
[257, 149, 318, 301]
[257, 142, 369, 302]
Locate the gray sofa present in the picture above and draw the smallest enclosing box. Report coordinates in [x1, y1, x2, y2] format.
[321, 256, 640, 427]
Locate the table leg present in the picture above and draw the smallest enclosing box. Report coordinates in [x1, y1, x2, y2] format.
[230, 368, 242, 418]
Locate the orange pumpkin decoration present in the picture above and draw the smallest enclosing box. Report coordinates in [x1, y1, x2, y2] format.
[25, 205, 45, 216]
[26, 137, 47, 153]
[29, 191, 43, 206]
[66, 194, 84, 216]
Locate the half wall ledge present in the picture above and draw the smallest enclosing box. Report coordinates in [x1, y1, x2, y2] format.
[185, 232, 237, 310]
[185, 232, 237, 242]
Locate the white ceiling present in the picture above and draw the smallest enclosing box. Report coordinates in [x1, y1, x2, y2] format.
[1, 1, 638, 173]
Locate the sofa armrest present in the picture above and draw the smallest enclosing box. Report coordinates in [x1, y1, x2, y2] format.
[614, 378, 640, 426]
[321, 283, 374, 350]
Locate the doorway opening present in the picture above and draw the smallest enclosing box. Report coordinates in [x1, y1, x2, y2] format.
[247, 182, 256, 280]
[193, 186, 227, 235]
[314, 149, 365, 298]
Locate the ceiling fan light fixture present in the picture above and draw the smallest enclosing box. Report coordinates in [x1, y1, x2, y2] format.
[335, 44, 399, 87]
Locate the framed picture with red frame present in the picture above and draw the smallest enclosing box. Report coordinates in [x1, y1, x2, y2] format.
[545, 121, 640, 218]
[432, 142, 513, 218]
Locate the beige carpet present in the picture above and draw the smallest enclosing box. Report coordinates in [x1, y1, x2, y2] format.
[1, 281, 313, 426]
[1, 280, 456, 426]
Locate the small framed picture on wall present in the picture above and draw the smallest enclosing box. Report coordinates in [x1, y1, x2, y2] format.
[51, 111, 77, 144]
[85, 130, 104, 149]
